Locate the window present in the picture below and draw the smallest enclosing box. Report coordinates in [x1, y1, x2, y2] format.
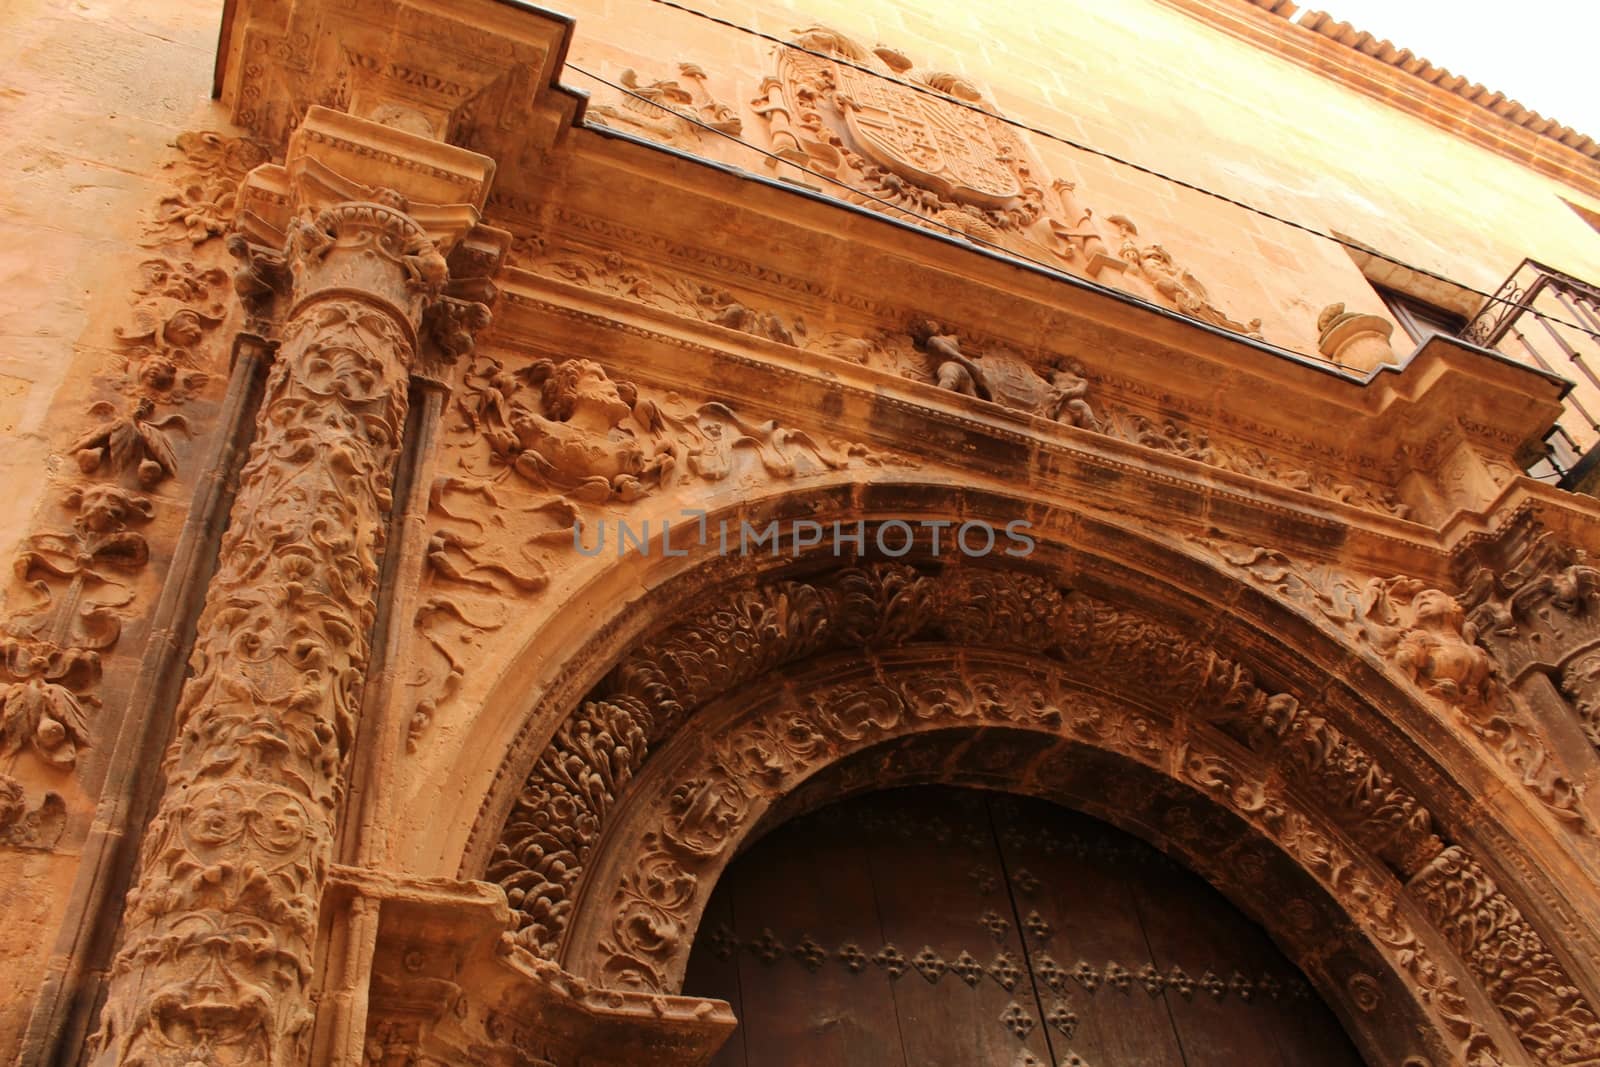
[1377, 286, 1468, 345]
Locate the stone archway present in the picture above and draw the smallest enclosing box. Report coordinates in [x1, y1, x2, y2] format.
[551, 647, 1496, 1065]
[467, 517, 1600, 1067]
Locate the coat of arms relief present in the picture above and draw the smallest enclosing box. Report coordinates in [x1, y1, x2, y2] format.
[749, 27, 1264, 339]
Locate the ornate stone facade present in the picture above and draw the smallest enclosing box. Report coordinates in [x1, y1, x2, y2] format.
[1, 0, 1599, 1065]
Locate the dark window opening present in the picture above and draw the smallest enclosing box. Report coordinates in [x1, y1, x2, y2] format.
[1377, 286, 1468, 345]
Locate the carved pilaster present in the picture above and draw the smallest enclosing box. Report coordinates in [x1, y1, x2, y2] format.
[1458, 514, 1600, 762]
[91, 110, 494, 1067]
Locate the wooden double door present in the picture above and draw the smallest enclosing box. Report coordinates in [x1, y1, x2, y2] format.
[683, 786, 1362, 1066]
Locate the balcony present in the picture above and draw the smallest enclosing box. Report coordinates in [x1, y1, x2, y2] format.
[1462, 258, 1600, 488]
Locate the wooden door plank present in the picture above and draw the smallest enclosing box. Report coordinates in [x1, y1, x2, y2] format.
[1124, 832, 1363, 1066]
[989, 794, 1191, 1067]
[865, 788, 1056, 1067]
[721, 804, 909, 1067]
[682, 886, 748, 1067]
[683, 786, 1365, 1067]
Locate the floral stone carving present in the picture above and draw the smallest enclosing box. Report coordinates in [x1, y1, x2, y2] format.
[586, 62, 743, 148]
[451, 353, 879, 503]
[1201, 540, 1585, 828]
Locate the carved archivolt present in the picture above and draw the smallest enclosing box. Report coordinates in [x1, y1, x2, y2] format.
[566, 652, 1508, 1065]
[488, 559, 1600, 1067]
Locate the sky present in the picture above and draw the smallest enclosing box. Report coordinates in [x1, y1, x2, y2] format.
[1311, 0, 1600, 137]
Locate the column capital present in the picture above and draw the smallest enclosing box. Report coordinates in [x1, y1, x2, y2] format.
[214, 0, 581, 179]
[237, 107, 494, 257]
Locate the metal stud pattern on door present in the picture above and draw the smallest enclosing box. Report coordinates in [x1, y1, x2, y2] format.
[683, 786, 1364, 1066]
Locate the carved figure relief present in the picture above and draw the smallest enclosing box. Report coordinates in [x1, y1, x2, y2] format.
[912, 319, 1100, 428]
[450, 352, 877, 503]
[586, 62, 743, 148]
[1458, 518, 1600, 757]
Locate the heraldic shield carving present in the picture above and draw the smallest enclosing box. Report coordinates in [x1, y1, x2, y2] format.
[752, 26, 1269, 338]
[836, 57, 1020, 207]
[755, 28, 1055, 247]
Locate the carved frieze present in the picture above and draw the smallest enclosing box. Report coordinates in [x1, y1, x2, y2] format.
[1099, 406, 1411, 517]
[506, 237, 1418, 519]
[447, 351, 878, 503]
[509, 240, 808, 345]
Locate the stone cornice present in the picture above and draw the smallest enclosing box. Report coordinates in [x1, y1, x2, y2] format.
[492, 131, 1569, 515]
[1157, 0, 1600, 199]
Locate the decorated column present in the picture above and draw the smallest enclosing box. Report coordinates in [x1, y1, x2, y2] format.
[92, 110, 494, 1067]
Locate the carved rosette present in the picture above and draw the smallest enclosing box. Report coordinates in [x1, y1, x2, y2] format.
[92, 196, 434, 1067]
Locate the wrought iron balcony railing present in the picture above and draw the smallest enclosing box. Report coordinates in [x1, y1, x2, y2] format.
[1461, 259, 1600, 488]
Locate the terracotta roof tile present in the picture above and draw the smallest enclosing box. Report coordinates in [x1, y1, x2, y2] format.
[1290, 8, 1598, 160]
